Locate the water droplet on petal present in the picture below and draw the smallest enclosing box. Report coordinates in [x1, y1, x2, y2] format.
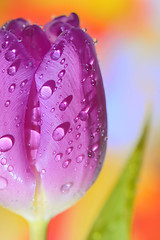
[79, 110, 89, 121]
[0, 177, 8, 190]
[2, 40, 9, 49]
[68, 140, 73, 145]
[88, 150, 94, 158]
[52, 122, 70, 141]
[57, 78, 62, 84]
[55, 153, 63, 162]
[60, 58, 65, 64]
[58, 69, 66, 78]
[7, 59, 21, 76]
[66, 147, 73, 155]
[91, 79, 96, 86]
[20, 79, 28, 88]
[76, 154, 85, 163]
[8, 83, 16, 93]
[5, 49, 17, 61]
[39, 74, 43, 79]
[50, 107, 55, 113]
[82, 28, 87, 32]
[75, 133, 81, 140]
[74, 116, 79, 123]
[41, 169, 46, 175]
[92, 143, 99, 152]
[7, 165, 14, 172]
[76, 124, 81, 130]
[4, 100, 11, 107]
[59, 95, 73, 111]
[0, 135, 15, 152]
[62, 159, 71, 168]
[61, 182, 73, 193]
[1, 158, 7, 165]
[77, 144, 82, 149]
[50, 41, 64, 60]
[39, 80, 56, 100]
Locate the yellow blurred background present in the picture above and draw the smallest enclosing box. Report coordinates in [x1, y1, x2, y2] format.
[0, 0, 160, 239]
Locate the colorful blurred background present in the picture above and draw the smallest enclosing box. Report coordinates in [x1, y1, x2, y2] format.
[0, 0, 160, 239]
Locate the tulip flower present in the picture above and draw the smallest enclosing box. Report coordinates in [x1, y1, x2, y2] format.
[0, 13, 107, 239]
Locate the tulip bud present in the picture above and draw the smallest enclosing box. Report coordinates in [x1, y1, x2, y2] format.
[0, 13, 107, 238]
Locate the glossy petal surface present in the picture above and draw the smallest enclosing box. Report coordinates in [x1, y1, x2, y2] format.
[2, 18, 29, 38]
[35, 28, 107, 218]
[0, 30, 36, 219]
[44, 13, 80, 44]
[21, 25, 51, 65]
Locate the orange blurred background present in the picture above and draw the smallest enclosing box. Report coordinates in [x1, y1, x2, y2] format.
[0, 0, 160, 239]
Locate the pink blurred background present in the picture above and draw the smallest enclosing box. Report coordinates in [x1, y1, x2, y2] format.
[0, 0, 160, 239]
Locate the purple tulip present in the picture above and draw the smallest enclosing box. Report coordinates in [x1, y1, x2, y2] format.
[0, 12, 107, 235]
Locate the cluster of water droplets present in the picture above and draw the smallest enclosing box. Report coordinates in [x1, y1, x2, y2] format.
[0, 135, 15, 190]
[36, 32, 107, 195]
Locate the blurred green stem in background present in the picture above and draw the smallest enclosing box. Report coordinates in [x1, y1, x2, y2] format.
[87, 118, 150, 240]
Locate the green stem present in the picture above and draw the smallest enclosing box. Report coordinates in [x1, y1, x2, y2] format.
[29, 220, 48, 240]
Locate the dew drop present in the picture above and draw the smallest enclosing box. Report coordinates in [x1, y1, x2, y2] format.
[2, 40, 9, 49]
[41, 169, 46, 175]
[85, 63, 92, 71]
[74, 116, 79, 123]
[52, 122, 70, 141]
[60, 58, 65, 64]
[58, 69, 66, 78]
[61, 182, 73, 193]
[68, 140, 73, 145]
[39, 80, 56, 100]
[0, 135, 15, 152]
[5, 49, 17, 61]
[57, 78, 62, 84]
[62, 159, 71, 168]
[91, 79, 96, 86]
[55, 153, 63, 162]
[75, 133, 81, 140]
[0, 177, 8, 190]
[51, 49, 62, 60]
[79, 110, 89, 121]
[82, 28, 87, 32]
[76, 124, 81, 130]
[20, 79, 28, 88]
[59, 95, 73, 111]
[50, 107, 55, 113]
[50, 41, 64, 60]
[39, 74, 43, 79]
[76, 154, 85, 163]
[88, 150, 94, 158]
[16, 123, 20, 127]
[92, 143, 99, 152]
[68, 128, 73, 133]
[7, 165, 14, 172]
[8, 83, 16, 93]
[66, 147, 73, 155]
[93, 38, 98, 45]
[7, 59, 21, 76]
[1, 158, 7, 165]
[4, 100, 11, 107]
[77, 144, 82, 149]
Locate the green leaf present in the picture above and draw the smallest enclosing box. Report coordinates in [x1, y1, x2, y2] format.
[87, 120, 149, 240]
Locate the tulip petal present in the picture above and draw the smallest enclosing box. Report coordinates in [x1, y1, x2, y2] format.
[35, 28, 107, 218]
[20, 25, 51, 66]
[0, 30, 36, 220]
[44, 13, 80, 44]
[1, 18, 29, 37]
